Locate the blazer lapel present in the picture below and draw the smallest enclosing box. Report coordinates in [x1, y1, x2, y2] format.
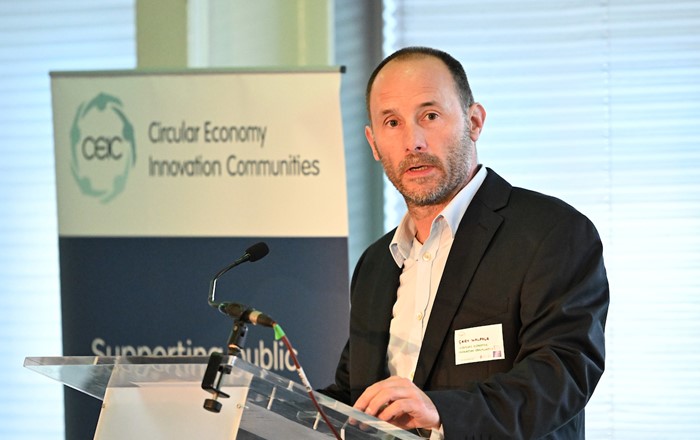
[413, 170, 510, 388]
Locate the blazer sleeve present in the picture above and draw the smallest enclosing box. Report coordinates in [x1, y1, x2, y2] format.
[428, 211, 609, 439]
[318, 245, 373, 406]
[319, 339, 352, 404]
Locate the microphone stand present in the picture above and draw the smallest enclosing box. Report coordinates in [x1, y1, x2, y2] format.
[226, 316, 248, 356]
[202, 246, 266, 413]
[203, 304, 261, 412]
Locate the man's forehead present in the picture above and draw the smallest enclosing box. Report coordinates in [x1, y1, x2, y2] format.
[370, 57, 456, 106]
[377, 54, 447, 79]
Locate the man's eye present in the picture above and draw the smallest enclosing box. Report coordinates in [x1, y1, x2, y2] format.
[386, 120, 399, 127]
[425, 112, 439, 120]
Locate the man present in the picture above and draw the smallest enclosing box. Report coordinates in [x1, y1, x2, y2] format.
[322, 47, 609, 439]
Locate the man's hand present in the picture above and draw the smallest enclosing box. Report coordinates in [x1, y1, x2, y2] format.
[353, 376, 440, 431]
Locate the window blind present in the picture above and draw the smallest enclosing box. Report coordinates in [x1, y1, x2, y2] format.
[0, 1, 135, 438]
[382, 0, 700, 437]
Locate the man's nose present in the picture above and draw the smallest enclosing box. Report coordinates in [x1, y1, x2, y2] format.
[405, 123, 427, 152]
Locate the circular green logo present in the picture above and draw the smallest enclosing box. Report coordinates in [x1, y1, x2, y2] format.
[70, 93, 136, 203]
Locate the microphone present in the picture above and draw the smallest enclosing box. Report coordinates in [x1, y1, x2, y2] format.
[242, 241, 269, 262]
[207, 242, 275, 327]
[208, 242, 269, 306]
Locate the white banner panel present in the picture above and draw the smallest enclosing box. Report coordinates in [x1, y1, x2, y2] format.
[51, 69, 347, 237]
[51, 68, 350, 439]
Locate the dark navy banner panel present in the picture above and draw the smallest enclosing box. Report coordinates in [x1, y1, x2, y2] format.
[59, 236, 349, 439]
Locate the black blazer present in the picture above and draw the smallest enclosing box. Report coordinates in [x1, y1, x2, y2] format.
[323, 169, 609, 439]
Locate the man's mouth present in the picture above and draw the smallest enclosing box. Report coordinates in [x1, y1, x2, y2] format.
[400, 154, 440, 175]
[404, 162, 435, 174]
[407, 164, 429, 171]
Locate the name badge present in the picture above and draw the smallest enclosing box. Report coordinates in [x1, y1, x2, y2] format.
[454, 323, 505, 365]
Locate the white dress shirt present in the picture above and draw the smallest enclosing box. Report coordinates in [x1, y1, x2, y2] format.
[386, 167, 487, 439]
[387, 166, 487, 379]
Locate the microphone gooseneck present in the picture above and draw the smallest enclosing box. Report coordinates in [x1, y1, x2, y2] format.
[206, 242, 274, 356]
[207, 242, 269, 307]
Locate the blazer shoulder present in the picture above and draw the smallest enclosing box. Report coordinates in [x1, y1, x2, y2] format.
[350, 229, 397, 291]
[481, 168, 597, 228]
[357, 228, 396, 265]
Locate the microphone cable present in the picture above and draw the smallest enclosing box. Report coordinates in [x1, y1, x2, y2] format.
[273, 322, 342, 440]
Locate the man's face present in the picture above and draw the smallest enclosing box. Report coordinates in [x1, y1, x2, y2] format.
[365, 56, 483, 208]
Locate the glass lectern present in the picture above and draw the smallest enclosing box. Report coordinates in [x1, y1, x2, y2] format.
[24, 355, 422, 439]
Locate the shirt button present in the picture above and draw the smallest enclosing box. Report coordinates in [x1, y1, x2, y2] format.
[417, 312, 424, 320]
[422, 252, 432, 261]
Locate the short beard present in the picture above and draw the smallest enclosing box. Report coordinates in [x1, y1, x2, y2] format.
[379, 130, 474, 207]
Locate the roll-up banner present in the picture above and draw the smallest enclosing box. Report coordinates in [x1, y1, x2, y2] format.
[50, 68, 349, 438]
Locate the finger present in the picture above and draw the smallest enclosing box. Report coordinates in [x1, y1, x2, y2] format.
[362, 388, 408, 417]
[353, 377, 416, 415]
[353, 378, 396, 412]
[365, 396, 392, 417]
[375, 399, 417, 429]
[353, 380, 384, 411]
[375, 386, 440, 430]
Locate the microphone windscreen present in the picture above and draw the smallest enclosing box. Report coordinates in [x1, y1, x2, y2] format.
[246, 242, 269, 262]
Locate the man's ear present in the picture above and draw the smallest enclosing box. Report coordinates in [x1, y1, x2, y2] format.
[365, 125, 381, 161]
[468, 103, 486, 142]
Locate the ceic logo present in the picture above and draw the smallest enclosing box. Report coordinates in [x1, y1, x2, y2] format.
[70, 93, 136, 203]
